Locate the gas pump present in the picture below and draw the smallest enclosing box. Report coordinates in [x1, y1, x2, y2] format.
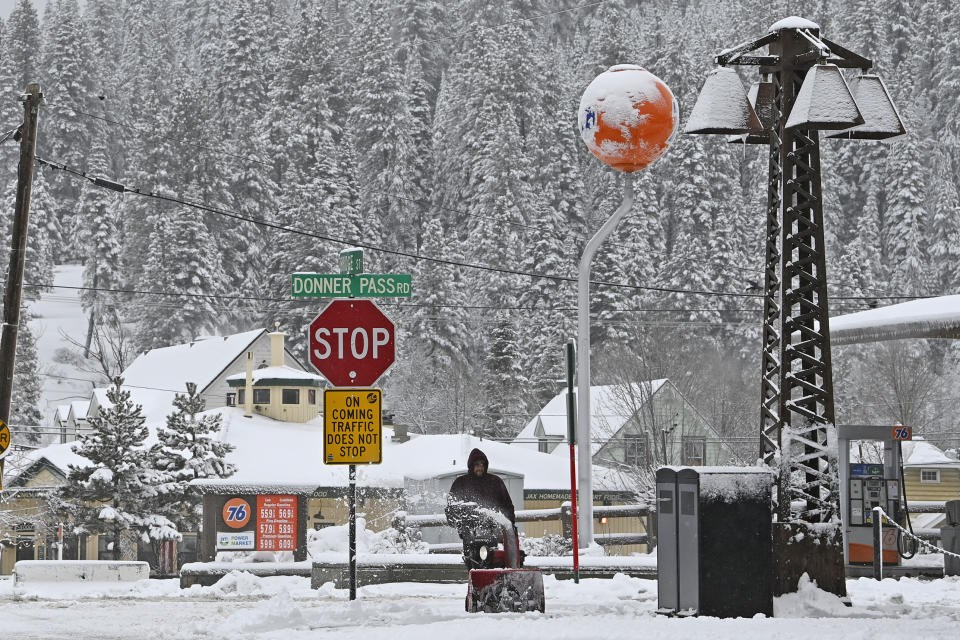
[837, 425, 912, 566]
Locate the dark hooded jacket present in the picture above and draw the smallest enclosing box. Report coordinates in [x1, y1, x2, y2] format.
[445, 448, 516, 528]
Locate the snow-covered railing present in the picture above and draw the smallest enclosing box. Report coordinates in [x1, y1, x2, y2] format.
[394, 503, 654, 552]
[907, 501, 948, 514]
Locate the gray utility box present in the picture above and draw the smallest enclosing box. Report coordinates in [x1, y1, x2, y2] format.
[943, 500, 960, 577]
[656, 466, 774, 618]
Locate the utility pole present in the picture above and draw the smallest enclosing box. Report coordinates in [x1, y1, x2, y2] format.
[0, 83, 43, 486]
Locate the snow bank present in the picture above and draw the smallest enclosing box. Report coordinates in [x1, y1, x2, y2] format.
[218, 591, 307, 634]
[13, 560, 149, 586]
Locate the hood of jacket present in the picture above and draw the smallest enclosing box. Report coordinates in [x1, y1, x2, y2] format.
[467, 448, 488, 472]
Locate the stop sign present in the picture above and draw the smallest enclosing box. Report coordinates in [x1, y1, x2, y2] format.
[308, 300, 395, 386]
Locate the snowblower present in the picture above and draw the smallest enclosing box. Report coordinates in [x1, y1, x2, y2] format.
[455, 504, 545, 613]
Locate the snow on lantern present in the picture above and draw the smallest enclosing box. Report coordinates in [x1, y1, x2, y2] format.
[578, 64, 679, 172]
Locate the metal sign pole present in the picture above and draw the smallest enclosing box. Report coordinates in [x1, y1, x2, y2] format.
[565, 340, 580, 583]
[349, 463, 357, 600]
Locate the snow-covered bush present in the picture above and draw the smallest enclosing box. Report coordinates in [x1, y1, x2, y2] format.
[307, 517, 429, 557]
[520, 534, 570, 557]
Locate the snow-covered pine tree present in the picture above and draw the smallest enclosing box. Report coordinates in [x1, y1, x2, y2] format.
[926, 138, 960, 293]
[150, 382, 235, 532]
[78, 123, 122, 336]
[408, 216, 469, 370]
[134, 204, 224, 351]
[40, 0, 96, 260]
[214, 0, 277, 294]
[64, 378, 179, 560]
[464, 91, 537, 308]
[480, 312, 528, 439]
[0, 168, 57, 301]
[5, 0, 41, 93]
[885, 106, 929, 296]
[9, 307, 43, 444]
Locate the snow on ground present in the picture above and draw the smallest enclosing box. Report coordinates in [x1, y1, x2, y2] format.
[2, 571, 959, 639]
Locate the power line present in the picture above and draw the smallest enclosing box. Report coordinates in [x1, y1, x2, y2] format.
[46, 101, 883, 287]
[24, 282, 891, 327]
[34, 155, 931, 304]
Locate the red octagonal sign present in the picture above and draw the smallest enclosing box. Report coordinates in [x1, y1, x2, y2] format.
[308, 300, 395, 387]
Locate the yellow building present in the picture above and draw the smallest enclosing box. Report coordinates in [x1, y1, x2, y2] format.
[902, 439, 960, 530]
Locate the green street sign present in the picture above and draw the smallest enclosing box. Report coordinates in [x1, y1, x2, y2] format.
[291, 273, 412, 298]
[339, 248, 363, 275]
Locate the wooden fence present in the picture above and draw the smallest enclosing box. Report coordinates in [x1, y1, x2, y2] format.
[393, 503, 655, 552]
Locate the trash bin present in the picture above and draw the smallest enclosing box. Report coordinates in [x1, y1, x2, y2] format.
[656, 466, 774, 618]
[943, 500, 960, 577]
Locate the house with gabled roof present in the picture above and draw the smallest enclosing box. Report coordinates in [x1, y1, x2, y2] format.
[118, 328, 315, 414]
[513, 380, 741, 470]
[52, 400, 91, 443]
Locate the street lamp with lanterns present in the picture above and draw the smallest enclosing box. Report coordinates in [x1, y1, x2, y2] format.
[684, 16, 905, 597]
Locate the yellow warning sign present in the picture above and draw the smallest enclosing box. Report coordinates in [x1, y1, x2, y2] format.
[323, 389, 382, 465]
[0, 419, 11, 460]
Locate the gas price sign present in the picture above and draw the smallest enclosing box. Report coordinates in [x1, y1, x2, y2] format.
[256, 495, 298, 552]
[323, 388, 382, 464]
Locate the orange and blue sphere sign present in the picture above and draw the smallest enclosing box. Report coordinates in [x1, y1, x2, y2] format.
[578, 64, 679, 172]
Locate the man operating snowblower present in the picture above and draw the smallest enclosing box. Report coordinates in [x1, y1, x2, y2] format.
[445, 448, 545, 613]
[445, 448, 516, 570]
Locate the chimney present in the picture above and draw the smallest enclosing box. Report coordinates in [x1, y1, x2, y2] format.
[244, 351, 253, 418]
[269, 322, 284, 367]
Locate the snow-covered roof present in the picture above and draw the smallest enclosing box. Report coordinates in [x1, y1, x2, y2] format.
[225, 366, 324, 386]
[4, 441, 91, 487]
[68, 400, 90, 422]
[830, 295, 960, 345]
[514, 381, 668, 456]
[54, 404, 70, 423]
[902, 439, 960, 468]
[90, 386, 180, 429]
[194, 408, 624, 493]
[119, 329, 265, 393]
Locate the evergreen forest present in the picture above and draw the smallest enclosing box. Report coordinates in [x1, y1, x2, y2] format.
[2, 0, 958, 456]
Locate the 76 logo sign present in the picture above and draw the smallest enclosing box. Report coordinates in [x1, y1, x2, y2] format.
[222, 497, 252, 528]
[892, 426, 912, 441]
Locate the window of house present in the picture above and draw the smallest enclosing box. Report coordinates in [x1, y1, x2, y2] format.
[226, 393, 236, 407]
[97, 535, 116, 561]
[624, 435, 647, 467]
[308, 389, 317, 405]
[282, 389, 300, 404]
[237, 389, 245, 405]
[538, 438, 549, 453]
[920, 469, 941, 483]
[253, 388, 270, 404]
[682, 436, 706, 466]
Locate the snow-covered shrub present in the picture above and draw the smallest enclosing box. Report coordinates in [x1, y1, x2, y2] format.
[307, 517, 429, 558]
[520, 534, 570, 557]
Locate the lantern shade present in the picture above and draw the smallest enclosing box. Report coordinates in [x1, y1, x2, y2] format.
[728, 81, 776, 144]
[826, 75, 906, 140]
[685, 67, 764, 135]
[785, 63, 864, 130]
